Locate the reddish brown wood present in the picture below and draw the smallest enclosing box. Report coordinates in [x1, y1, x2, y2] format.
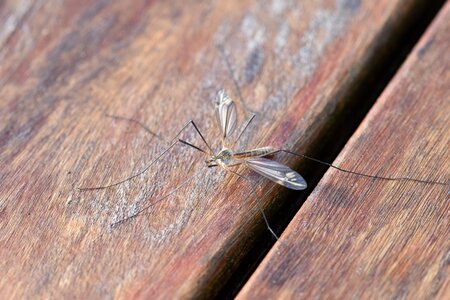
[0, 0, 443, 298]
[238, 3, 450, 299]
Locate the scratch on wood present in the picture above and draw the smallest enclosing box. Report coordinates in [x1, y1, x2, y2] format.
[340, 0, 361, 11]
[0, 0, 34, 50]
[244, 47, 264, 83]
[417, 36, 435, 58]
[296, 0, 360, 77]
[296, 1, 353, 78]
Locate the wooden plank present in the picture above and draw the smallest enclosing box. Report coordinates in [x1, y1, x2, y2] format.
[0, 0, 442, 298]
[238, 3, 450, 299]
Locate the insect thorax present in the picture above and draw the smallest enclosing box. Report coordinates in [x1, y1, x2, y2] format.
[210, 148, 235, 167]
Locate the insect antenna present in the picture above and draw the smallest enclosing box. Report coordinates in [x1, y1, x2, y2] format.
[278, 149, 448, 185]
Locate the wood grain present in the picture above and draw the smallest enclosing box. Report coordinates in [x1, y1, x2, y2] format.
[238, 3, 450, 299]
[0, 0, 443, 298]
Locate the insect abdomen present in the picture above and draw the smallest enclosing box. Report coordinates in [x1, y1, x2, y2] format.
[234, 147, 276, 159]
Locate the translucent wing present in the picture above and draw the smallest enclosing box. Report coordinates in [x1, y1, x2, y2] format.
[215, 89, 237, 139]
[244, 157, 307, 190]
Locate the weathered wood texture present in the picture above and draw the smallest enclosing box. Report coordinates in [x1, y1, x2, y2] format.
[0, 0, 443, 298]
[238, 3, 450, 299]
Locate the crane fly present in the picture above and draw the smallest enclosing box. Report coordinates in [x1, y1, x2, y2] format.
[79, 88, 308, 241]
[80, 47, 447, 242]
[79, 88, 446, 242]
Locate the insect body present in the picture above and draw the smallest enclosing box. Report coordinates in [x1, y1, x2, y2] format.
[206, 147, 274, 167]
[202, 90, 307, 190]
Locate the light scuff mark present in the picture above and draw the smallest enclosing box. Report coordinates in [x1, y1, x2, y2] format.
[294, 0, 358, 78]
[275, 21, 290, 53]
[0, 0, 34, 49]
[241, 12, 266, 51]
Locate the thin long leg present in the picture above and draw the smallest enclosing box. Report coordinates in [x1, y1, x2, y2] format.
[79, 120, 211, 191]
[224, 167, 288, 248]
[111, 170, 204, 228]
[190, 120, 214, 154]
[178, 139, 207, 154]
[216, 44, 253, 114]
[234, 113, 256, 147]
[216, 44, 262, 149]
[111, 169, 273, 229]
[277, 149, 448, 185]
[105, 113, 165, 142]
[106, 113, 206, 154]
[108, 116, 213, 154]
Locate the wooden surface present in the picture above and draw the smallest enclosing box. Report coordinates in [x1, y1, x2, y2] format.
[0, 0, 446, 299]
[238, 3, 450, 299]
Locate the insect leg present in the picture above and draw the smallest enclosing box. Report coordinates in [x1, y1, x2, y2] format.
[216, 44, 263, 150]
[234, 113, 256, 147]
[105, 114, 206, 152]
[178, 139, 207, 154]
[224, 167, 288, 247]
[110, 170, 205, 228]
[276, 149, 448, 185]
[215, 44, 249, 111]
[104, 113, 166, 142]
[79, 120, 211, 191]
